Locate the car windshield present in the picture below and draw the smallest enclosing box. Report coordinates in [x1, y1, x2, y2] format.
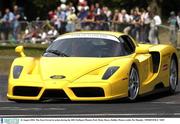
[43, 38, 128, 57]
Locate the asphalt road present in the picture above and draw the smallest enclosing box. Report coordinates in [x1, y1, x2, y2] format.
[1, 75, 180, 118]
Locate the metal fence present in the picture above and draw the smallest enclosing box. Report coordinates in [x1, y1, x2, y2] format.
[0, 20, 180, 47]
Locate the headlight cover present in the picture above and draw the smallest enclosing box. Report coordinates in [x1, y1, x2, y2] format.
[13, 66, 23, 79]
[102, 66, 119, 80]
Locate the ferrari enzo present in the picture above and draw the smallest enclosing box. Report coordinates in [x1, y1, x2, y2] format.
[7, 31, 178, 102]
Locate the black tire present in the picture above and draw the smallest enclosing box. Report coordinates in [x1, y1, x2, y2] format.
[169, 57, 178, 94]
[128, 65, 140, 101]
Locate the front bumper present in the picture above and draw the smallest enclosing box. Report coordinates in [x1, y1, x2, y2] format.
[7, 80, 127, 101]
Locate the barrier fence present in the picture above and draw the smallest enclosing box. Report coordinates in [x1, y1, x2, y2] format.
[0, 20, 180, 47]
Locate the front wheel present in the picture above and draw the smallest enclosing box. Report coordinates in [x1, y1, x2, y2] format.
[169, 57, 178, 94]
[128, 66, 140, 101]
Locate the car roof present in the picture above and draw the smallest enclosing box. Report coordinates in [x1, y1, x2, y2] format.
[62, 31, 124, 37]
[55, 31, 138, 46]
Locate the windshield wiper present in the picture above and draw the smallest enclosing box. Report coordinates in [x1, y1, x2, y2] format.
[46, 50, 69, 57]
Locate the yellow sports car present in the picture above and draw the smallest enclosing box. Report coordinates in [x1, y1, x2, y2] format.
[7, 31, 178, 102]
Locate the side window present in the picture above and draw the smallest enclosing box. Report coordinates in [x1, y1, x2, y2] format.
[119, 35, 136, 54]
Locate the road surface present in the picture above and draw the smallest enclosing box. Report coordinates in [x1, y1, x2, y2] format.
[0, 75, 180, 118]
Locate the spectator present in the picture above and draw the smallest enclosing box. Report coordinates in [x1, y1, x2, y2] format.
[95, 9, 109, 30]
[139, 8, 146, 42]
[103, 6, 112, 21]
[2, 8, 15, 41]
[84, 10, 95, 30]
[148, 12, 155, 44]
[68, 2, 76, 13]
[78, 7, 88, 29]
[154, 10, 162, 44]
[94, 3, 101, 16]
[118, 9, 130, 32]
[119, 9, 130, 23]
[123, 9, 134, 34]
[168, 11, 178, 46]
[13, 5, 21, 43]
[66, 8, 77, 32]
[177, 11, 180, 31]
[48, 10, 56, 21]
[154, 11, 162, 44]
[0, 10, 3, 41]
[103, 6, 112, 30]
[148, 11, 161, 44]
[57, 4, 67, 34]
[142, 7, 151, 43]
[134, 7, 141, 15]
[128, 9, 134, 23]
[54, 7, 61, 31]
[131, 9, 141, 41]
[78, 7, 88, 20]
[112, 9, 120, 31]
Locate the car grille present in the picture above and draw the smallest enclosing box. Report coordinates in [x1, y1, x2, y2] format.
[40, 89, 69, 100]
[71, 87, 105, 97]
[13, 86, 41, 96]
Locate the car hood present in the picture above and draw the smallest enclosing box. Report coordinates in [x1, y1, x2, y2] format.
[38, 57, 117, 81]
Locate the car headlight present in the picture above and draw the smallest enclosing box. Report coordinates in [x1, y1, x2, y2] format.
[13, 66, 23, 79]
[102, 66, 119, 80]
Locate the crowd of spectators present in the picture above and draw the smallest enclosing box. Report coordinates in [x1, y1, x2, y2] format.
[48, 2, 112, 34]
[0, 5, 24, 43]
[0, 0, 180, 45]
[48, 1, 163, 44]
[45, 0, 180, 44]
[168, 11, 180, 46]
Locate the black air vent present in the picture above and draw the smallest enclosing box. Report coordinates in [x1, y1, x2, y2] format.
[71, 87, 105, 97]
[13, 86, 41, 96]
[41, 89, 69, 100]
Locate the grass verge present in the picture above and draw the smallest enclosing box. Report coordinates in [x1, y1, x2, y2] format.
[0, 44, 46, 75]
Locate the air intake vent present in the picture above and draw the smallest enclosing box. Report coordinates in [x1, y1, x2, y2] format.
[150, 52, 160, 73]
[41, 89, 69, 100]
[71, 87, 105, 97]
[13, 86, 41, 96]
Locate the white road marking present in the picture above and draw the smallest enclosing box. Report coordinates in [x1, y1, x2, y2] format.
[150, 101, 177, 104]
[0, 107, 66, 111]
[174, 113, 180, 115]
[0, 99, 11, 102]
[0, 113, 180, 117]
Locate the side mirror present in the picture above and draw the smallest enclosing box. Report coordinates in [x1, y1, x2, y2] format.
[135, 47, 149, 54]
[15, 46, 26, 57]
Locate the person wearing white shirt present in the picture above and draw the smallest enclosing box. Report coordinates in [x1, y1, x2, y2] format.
[177, 12, 180, 31]
[119, 9, 130, 23]
[149, 11, 161, 44]
[153, 15, 162, 26]
[153, 12, 161, 44]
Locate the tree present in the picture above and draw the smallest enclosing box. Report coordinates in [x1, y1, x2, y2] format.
[147, 0, 163, 16]
[101, 0, 180, 18]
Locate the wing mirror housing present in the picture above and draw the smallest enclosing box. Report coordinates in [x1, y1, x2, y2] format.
[15, 46, 26, 57]
[135, 47, 149, 54]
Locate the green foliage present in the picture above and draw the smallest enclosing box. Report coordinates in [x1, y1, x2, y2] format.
[101, 0, 179, 18]
[101, 0, 148, 10]
[26, 0, 60, 20]
[32, 0, 60, 9]
[20, 0, 180, 20]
